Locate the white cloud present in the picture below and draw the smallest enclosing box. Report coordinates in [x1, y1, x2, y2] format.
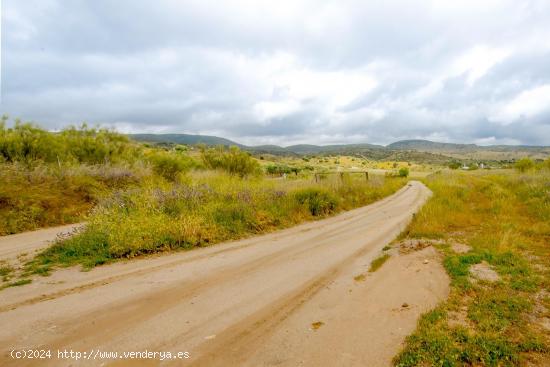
[490, 84, 550, 125]
[452, 46, 510, 86]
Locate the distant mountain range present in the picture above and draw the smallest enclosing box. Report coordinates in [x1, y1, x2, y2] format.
[130, 133, 240, 147]
[130, 134, 550, 162]
[387, 139, 549, 152]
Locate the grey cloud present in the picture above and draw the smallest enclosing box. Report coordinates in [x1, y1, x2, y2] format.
[2, 0, 550, 145]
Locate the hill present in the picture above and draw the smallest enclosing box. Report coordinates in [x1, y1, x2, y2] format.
[388, 139, 550, 160]
[387, 140, 478, 151]
[128, 134, 550, 162]
[130, 133, 242, 147]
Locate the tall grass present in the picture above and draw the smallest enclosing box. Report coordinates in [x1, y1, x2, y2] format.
[27, 174, 406, 273]
[394, 170, 550, 366]
[0, 163, 153, 235]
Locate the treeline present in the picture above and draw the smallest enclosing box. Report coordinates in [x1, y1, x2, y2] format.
[0, 118, 261, 178]
[0, 118, 139, 165]
[447, 157, 550, 171]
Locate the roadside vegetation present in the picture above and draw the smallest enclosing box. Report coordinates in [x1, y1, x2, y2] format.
[394, 168, 550, 366]
[369, 253, 391, 272]
[0, 118, 407, 280]
[25, 172, 405, 274]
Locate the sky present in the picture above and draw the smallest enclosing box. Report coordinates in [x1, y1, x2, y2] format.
[2, 0, 550, 146]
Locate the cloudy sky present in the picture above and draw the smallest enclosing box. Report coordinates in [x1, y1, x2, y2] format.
[2, 0, 550, 146]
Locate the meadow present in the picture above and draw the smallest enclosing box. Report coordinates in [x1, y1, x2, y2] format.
[394, 169, 550, 366]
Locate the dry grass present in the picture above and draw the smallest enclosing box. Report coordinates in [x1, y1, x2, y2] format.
[0, 163, 152, 235]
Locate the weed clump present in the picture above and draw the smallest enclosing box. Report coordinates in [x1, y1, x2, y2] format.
[369, 254, 390, 272]
[294, 188, 338, 216]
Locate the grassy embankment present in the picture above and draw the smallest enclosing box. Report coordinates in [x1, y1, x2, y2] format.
[0, 120, 406, 282]
[394, 168, 550, 366]
[24, 172, 405, 275]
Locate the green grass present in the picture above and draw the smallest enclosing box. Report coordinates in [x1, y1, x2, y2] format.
[0, 264, 14, 282]
[25, 173, 406, 275]
[0, 265, 13, 277]
[393, 170, 550, 366]
[369, 253, 391, 272]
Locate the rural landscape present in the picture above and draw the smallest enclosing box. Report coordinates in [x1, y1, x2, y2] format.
[2, 0, 550, 366]
[1, 120, 549, 366]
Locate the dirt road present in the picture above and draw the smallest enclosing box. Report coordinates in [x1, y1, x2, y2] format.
[0, 181, 449, 366]
[0, 224, 83, 263]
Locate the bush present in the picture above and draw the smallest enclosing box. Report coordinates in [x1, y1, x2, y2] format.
[201, 146, 260, 177]
[515, 158, 535, 172]
[399, 167, 410, 177]
[294, 188, 338, 216]
[148, 152, 195, 181]
[448, 161, 461, 170]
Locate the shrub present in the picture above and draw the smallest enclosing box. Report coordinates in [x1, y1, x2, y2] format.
[201, 146, 260, 177]
[448, 161, 461, 170]
[399, 167, 410, 177]
[148, 152, 195, 181]
[294, 188, 338, 216]
[515, 157, 535, 172]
